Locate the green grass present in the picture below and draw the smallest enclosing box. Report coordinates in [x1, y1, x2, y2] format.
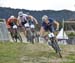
[0, 42, 75, 63]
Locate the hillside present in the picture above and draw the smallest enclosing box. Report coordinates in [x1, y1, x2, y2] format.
[0, 7, 75, 23]
[0, 42, 75, 63]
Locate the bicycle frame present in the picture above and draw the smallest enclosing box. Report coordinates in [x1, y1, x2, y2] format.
[24, 23, 38, 43]
[48, 32, 62, 58]
[11, 25, 22, 42]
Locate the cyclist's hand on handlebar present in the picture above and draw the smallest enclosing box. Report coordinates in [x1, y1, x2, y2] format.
[56, 28, 59, 31]
[56, 29, 58, 31]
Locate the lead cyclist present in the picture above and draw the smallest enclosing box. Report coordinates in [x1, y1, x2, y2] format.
[39, 15, 62, 57]
[25, 14, 39, 42]
[39, 15, 59, 37]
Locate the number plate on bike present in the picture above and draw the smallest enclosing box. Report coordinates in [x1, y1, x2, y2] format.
[48, 33, 55, 38]
[13, 25, 17, 29]
[30, 24, 35, 28]
[24, 23, 30, 27]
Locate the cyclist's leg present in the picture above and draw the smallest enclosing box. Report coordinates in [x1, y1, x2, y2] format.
[22, 26, 26, 36]
[30, 28, 35, 43]
[39, 26, 48, 37]
[49, 26, 61, 51]
[20, 22, 27, 37]
[8, 27, 14, 38]
[9, 28, 16, 41]
[39, 26, 49, 43]
[16, 29, 23, 42]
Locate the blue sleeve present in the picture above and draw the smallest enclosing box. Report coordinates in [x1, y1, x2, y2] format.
[42, 22, 45, 26]
[48, 18, 54, 23]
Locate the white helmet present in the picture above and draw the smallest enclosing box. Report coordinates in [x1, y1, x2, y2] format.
[10, 15, 15, 19]
[23, 14, 28, 17]
[18, 11, 23, 17]
[42, 15, 48, 21]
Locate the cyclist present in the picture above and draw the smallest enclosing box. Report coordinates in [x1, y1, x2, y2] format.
[17, 11, 38, 36]
[39, 15, 59, 38]
[6, 15, 19, 37]
[39, 15, 62, 57]
[27, 14, 38, 29]
[26, 14, 39, 42]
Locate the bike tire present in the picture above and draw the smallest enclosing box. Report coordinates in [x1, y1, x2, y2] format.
[58, 51, 62, 58]
[30, 36, 34, 44]
[17, 32, 23, 42]
[14, 29, 22, 43]
[30, 31, 34, 44]
[14, 30, 17, 42]
[10, 30, 17, 42]
[51, 39, 62, 58]
[26, 30, 31, 42]
[35, 34, 39, 43]
[10, 32, 14, 40]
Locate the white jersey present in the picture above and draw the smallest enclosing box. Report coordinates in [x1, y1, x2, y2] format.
[18, 14, 28, 23]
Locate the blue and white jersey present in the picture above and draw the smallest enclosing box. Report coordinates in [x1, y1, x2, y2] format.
[42, 18, 55, 32]
[18, 14, 28, 23]
[42, 18, 54, 26]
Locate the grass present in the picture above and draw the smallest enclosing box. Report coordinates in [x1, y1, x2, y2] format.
[0, 42, 75, 63]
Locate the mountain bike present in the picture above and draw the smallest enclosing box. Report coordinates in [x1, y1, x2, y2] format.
[11, 25, 22, 42]
[24, 23, 39, 44]
[47, 32, 62, 58]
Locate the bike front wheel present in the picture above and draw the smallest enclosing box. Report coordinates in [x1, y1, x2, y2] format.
[50, 38, 62, 58]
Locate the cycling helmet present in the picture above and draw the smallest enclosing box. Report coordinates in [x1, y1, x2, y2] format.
[42, 15, 48, 21]
[23, 14, 28, 17]
[10, 15, 15, 19]
[18, 11, 23, 17]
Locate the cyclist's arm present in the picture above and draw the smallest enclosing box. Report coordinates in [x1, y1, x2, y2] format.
[13, 18, 19, 26]
[16, 19, 19, 26]
[29, 15, 38, 24]
[54, 21, 59, 30]
[39, 27, 49, 37]
[6, 19, 11, 28]
[39, 26, 46, 36]
[17, 17, 22, 26]
[33, 17, 38, 24]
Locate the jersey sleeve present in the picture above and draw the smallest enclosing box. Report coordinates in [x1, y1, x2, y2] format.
[6, 18, 11, 28]
[48, 18, 54, 23]
[42, 22, 45, 26]
[7, 18, 11, 25]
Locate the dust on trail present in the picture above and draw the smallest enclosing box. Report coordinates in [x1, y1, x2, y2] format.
[19, 44, 75, 63]
[20, 56, 75, 63]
